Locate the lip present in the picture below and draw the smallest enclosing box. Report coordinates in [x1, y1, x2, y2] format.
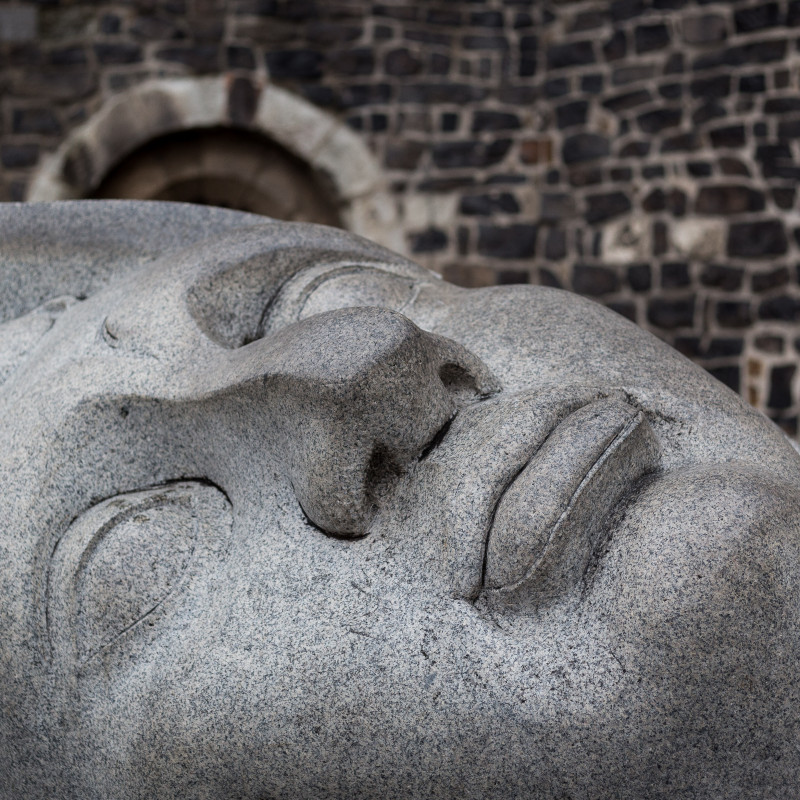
[479, 396, 660, 610]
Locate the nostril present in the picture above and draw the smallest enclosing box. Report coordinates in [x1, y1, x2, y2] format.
[439, 363, 482, 404]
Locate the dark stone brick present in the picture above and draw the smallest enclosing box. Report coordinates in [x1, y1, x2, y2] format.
[543, 77, 570, 98]
[47, 47, 88, 66]
[776, 69, 791, 88]
[514, 12, 534, 29]
[540, 193, 575, 222]
[638, 108, 682, 134]
[410, 228, 447, 254]
[728, 220, 788, 258]
[94, 43, 142, 64]
[717, 301, 753, 327]
[585, 191, 632, 223]
[675, 337, 701, 357]
[384, 141, 425, 169]
[690, 74, 730, 99]
[696, 185, 766, 214]
[708, 366, 740, 394]
[611, 0, 645, 22]
[563, 133, 609, 164]
[128, 16, 182, 40]
[693, 39, 787, 70]
[608, 302, 637, 322]
[227, 76, 258, 125]
[648, 298, 695, 328]
[610, 167, 633, 181]
[497, 270, 530, 285]
[99, 13, 121, 34]
[227, 45, 255, 69]
[346, 116, 364, 131]
[470, 10, 503, 27]
[459, 192, 520, 216]
[706, 338, 744, 357]
[688, 161, 712, 177]
[682, 13, 727, 44]
[405, 29, 451, 46]
[701, 264, 744, 290]
[719, 157, 750, 176]
[498, 85, 537, 105]
[764, 97, 800, 113]
[539, 267, 563, 288]
[399, 83, 486, 104]
[635, 23, 670, 53]
[754, 122, 768, 138]
[642, 188, 687, 215]
[619, 141, 650, 157]
[157, 43, 219, 71]
[662, 261, 690, 288]
[426, 9, 460, 25]
[477, 224, 538, 259]
[556, 100, 588, 130]
[569, 167, 603, 187]
[739, 73, 766, 92]
[306, 22, 362, 45]
[329, 47, 373, 75]
[735, 3, 781, 33]
[484, 175, 527, 186]
[659, 82, 682, 100]
[768, 364, 795, 409]
[752, 266, 790, 292]
[790, 0, 800, 25]
[441, 112, 458, 132]
[383, 48, 420, 76]
[692, 101, 727, 125]
[573, 265, 619, 295]
[265, 49, 323, 78]
[664, 52, 684, 74]
[613, 64, 655, 85]
[339, 83, 392, 108]
[773, 187, 796, 209]
[709, 125, 746, 147]
[0, 143, 38, 168]
[654, 0, 687, 8]
[603, 89, 651, 112]
[12, 107, 60, 135]
[370, 113, 388, 132]
[417, 177, 476, 192]
[430, 52, 449, 75]
[548, 41, 595, 70]
[755, 144, 800, 179]
[759, 296, 800, 321]
[661, 132, 701, 153]
[471, 111, 520, 133]
[778, 119, 800, 138]
[581, 74, 604, 93]
[432, 139, 511, 169]
[603, 30, 627, 61]
[463, 35, 508, 51]
[653, 221, 668, 255]
[642, 165, 665, 178]
[518, 34, 537, 77]
[570, 10, 607, 32]
[628, 263, 651, 292]
[374, 25, 393, 39]
[544, 229, 567, 260]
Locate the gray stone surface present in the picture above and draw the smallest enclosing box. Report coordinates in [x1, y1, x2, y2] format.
[2, 200, 800, 799]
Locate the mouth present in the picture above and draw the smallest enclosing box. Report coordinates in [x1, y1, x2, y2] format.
[479, 395, 660, 611]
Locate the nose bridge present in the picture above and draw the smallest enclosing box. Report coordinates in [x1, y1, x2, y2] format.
[207, 306, 498, 538]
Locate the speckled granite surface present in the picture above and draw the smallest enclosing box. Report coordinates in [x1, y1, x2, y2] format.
[1, 201, 799, 799]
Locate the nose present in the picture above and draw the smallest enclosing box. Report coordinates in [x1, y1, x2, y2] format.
[208, 306, 498, 537]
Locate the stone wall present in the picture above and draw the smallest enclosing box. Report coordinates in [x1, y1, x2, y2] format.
[3, 0, 800, 432]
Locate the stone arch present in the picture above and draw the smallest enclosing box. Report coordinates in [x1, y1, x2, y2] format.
[26, 76, 403, 253]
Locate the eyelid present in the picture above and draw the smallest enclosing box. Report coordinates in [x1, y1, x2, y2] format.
[258, 263, 426, 339]
[46, 481, 231, 670]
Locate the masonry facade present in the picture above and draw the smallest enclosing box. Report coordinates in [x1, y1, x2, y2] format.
[3, 0, 800, 433]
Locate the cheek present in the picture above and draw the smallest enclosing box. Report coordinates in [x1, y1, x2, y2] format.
[587, 464, 800, 721]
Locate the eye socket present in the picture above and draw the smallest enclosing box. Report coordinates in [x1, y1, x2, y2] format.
[47, 482, 231, 668]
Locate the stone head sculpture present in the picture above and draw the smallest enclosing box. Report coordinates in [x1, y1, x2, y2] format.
[1, 201, 799, 799]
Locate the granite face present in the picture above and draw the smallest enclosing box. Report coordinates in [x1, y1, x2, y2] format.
[1, 201, 800, 799]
